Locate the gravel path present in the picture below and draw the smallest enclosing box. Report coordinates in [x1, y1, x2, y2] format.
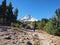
[0, 26, 60, 45]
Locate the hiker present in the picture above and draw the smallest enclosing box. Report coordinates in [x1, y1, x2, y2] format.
[34, 26, 35, 32]
[32, 26, 35, 32]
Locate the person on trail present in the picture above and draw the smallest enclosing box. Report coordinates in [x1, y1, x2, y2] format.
[33, 21, 36, 32]
[34, 26, 35, 32]
[32, 26, 35, 32]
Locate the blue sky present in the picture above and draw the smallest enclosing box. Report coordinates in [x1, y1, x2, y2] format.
[0, 0, 60, 20]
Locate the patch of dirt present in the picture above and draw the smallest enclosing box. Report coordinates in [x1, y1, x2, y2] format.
[0, 26, 60, 45]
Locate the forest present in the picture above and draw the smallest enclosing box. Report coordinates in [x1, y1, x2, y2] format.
[0, 0, 18, 25]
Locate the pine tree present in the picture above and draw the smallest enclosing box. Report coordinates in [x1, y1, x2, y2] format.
[14, 8, 18, 22]
[1, 0, 6, 15]
[7, 2, 13, 25]
[0, 5, 1, 14]
[55, 8, 60, 20]
[1, 0, 7, 25]
[0, 0, 18, 25]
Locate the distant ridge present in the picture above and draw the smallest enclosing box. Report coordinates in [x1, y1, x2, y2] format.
[20, 14, 38, 21]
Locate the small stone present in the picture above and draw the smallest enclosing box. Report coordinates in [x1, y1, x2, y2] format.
[27, 37, 30, 40]
[4, 35, 11, 40]
[26, 41, 32, 45]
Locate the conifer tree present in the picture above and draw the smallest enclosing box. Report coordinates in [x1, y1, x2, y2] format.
[7, 2, 13, 25]
[55, 8, 60, 20]
[14, 8, 18, 22]
[1, 0, 7, 25]
[1, 0, 6, 15]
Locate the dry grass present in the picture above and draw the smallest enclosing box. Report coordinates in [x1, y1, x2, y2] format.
[32, 34, 39, 41]
[34, 40, 40, 45]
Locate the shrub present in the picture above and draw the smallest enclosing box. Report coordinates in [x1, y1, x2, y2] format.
[44, 21, 57, 35]
[44, 17, 60, 35]
[11, 22, 24, 28]
[36, 19, 48, 30]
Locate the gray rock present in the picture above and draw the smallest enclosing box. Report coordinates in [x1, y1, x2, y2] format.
[26, 41, 32, 45]
[4, 35, 11, 40]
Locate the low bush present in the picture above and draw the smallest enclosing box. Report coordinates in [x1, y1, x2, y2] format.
[44, 17, 60, 36]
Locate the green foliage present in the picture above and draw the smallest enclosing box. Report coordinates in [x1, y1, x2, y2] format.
[7, 2, 14, 25]
[36, 21, 41, 29]
[33, 21, 37, 29]
[0, 0, 7, 25]
[44, 19, 56, 35]
[11, 22, 19, 28]
[1, 0, 6, 15]
[36, 18, 48, 29]
[14, 8, 18, 22]
[0, 0, 18, 26]
[44, 8, 60, 36]
[11, 20, 25, 28]
[55, 20, 60, 36]
[44, 17, 60, 36]
[55, 8, 60, 19]
[43, 8, 60, 36]
[31, 18, 48, 29]
[19, 24, 24, 28]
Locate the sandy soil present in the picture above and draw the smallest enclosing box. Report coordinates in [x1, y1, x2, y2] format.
[0, 26, 60, 45]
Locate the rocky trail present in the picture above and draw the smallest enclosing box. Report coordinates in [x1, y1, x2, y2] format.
[0, 26, 60, 45]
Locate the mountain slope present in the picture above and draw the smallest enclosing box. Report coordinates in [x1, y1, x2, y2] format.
[21, 15, 38, 21]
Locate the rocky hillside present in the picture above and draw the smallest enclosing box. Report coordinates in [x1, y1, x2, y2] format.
[0, 26, 60, 45]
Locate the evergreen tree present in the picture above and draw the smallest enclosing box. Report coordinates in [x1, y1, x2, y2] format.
[1, 0, 7, 25]
[14, 8, 18, 22]
[0, 5, 1, 10]
[7, 2, 13, 25]
[1, 0, 6, 15]
[55, 8, 60, 19]
[0, 0, 18, 26]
